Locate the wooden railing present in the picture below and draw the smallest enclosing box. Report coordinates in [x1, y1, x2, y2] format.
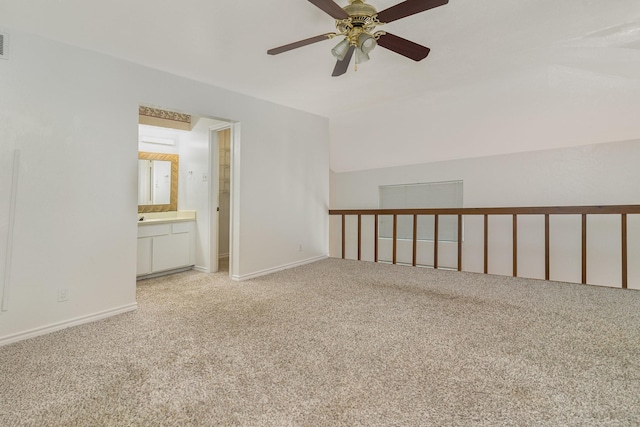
[329, 205, 640, 289]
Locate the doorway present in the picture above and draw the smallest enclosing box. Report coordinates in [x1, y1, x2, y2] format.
[137, 107, 236, 277]
[215, 128, 232, 273]
[207, 124, 236, 275]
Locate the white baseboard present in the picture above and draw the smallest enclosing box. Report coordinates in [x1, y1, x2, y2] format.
[231, 255, 327, 281]
[0, 303, 138, 347]
[136, 266, 193, 280]
[193, 256, 228, 273]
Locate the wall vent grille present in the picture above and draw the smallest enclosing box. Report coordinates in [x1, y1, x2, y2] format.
[0, 32, 8, 60]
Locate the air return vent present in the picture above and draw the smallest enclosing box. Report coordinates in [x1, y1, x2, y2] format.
[0, 32, 9, 60]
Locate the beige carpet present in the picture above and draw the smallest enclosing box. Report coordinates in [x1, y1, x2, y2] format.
[1, 258, 639, 426]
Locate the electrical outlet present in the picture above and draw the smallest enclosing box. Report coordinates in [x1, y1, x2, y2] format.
[57, 288, 69, 302]
[298, 244, 303, 252]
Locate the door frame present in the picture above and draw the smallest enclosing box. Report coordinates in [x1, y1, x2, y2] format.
[208, 123, 237, 275]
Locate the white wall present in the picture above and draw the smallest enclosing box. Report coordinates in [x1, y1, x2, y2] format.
[0, 30, 329, 345]
[330, 65, 640, 173]
[330, 140, 640, 289]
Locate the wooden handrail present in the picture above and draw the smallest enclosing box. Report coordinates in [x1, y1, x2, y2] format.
[330, 204, 640, 289]
[330, 205, 640, 216]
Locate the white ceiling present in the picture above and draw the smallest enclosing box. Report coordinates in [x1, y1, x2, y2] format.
[2, 0, 640, 171]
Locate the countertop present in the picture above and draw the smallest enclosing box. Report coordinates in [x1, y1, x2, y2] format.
[137, 211, 196, 225]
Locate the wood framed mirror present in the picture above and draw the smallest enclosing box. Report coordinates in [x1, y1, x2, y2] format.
[138, 152, 178, 213]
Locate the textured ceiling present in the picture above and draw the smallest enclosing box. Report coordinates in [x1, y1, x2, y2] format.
[1, 0, 640, 171]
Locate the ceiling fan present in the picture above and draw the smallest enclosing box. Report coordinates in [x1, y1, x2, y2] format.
[267, 0, 449, 77]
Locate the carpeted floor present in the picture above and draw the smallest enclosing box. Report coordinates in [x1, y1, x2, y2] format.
[1, 258, 639, 426]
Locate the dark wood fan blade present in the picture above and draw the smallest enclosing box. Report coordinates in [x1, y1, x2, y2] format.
[377, 32, 430, 61]
[332, 45, 355, 76]
[267, 33, 336, 55]
[377, 0, 448, 23]
[308, 0, 349, 19]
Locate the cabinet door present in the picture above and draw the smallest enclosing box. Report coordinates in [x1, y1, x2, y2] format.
[152, 233, 191, 272]
[137, 238, 152, 276]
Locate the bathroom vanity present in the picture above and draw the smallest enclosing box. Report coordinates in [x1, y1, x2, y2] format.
[136, 211, 196, 277]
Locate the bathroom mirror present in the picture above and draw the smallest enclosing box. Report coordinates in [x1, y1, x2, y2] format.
[138, 152, 178, 213]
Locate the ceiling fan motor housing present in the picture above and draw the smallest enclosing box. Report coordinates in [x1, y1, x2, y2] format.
[343, 0, 378, 22]
[338, 0, 380, 46]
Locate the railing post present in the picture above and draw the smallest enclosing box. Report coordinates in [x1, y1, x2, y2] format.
[457, 214, 462, 271]
[412, 214, 417, 267]
[392, 214, 397, 265]
[545, 214, 550, 280]
[484, 214, 489, 274]
[374, 214, 379, 263]
[622, 213, 628, 289]
[434, 214, 439, 269]
[512, 214, 517, 277]
[357, 214, 362, 261]
[582, 214, 587, 284]
[341, 214, 345, 260]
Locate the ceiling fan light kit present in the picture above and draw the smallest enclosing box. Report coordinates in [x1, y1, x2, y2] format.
[354, 46, 370, 64]
[331, 38, 352, 61]
[267, 0, 449, 76]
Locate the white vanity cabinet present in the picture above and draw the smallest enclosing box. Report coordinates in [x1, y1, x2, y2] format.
[137, 220, 195, 277]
